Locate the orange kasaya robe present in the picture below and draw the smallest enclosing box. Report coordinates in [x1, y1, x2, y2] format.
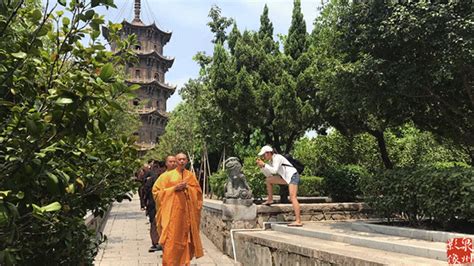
[152, 168, 204, 266]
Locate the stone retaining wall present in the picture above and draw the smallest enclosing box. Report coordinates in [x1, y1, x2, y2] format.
[201, 200, 257, 256]
[256, 202, 372, 227]
[201, 199, 372, 257]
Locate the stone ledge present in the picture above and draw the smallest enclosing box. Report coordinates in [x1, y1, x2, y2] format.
[203, 199, 223, 211]
[257, 202, 370, 214]
[272, 223, 446, 261]
[352, 221, 474, 242]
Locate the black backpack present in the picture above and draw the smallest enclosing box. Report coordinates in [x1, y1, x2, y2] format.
[282, 154, 305, 175]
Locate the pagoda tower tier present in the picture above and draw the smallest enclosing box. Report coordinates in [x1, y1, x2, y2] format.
[126, 51, 174, 85]
[105, 0, 176, 149]
[126, 80, 176, 112]
[135, 109, 168, 145]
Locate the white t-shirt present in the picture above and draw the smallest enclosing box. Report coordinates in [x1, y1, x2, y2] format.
[260, 154, 297, 184]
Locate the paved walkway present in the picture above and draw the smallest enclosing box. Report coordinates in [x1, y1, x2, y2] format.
[94, 194, 235, 266]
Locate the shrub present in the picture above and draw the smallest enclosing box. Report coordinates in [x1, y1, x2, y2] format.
[293, 125, 471, 177]
[209, 170, 227, 199]
[323, 164, 369, 202]
[242, 157, 266, 200]
[0, 1, 140, 264]
[299, 176, 324, 197]
[360, 164, 473, 227]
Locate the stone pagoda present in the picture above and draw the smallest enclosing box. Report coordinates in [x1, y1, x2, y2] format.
[107, 0, 175, 151]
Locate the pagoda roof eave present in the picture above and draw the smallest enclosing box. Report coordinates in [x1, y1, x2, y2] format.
[137, 109, 169, 118]
[137, 50, 174, 63]
[126, 80, 176, 91]
[122, 20, 172, 44]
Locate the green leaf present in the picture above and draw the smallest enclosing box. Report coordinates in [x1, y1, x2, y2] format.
[84, 10, 95, 20]
[58, 0, 67, 6]
[41, 202, 62, 212]
[25, 118, 38, 135]
[31, 204, 42, 214]
[0, 100, 14, 107]
[62, 17, 70, 26]
[31, 9, 42, 21]
[37, 24, 50, 36]
[108, 101, 123, 111]
[91, 29, 100, 40]
[91, 0, 100, 7]
[128, 84, 141, 91]
[46, 172, 59, 184]
[16, 191, 24, 199]
[0, 190, 11, 199]
[56, 98, 73, 105]
[99, 63, 114, 82]
[12, 52, 27, 59]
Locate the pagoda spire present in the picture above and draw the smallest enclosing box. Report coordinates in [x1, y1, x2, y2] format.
[133, 0, 142, 23]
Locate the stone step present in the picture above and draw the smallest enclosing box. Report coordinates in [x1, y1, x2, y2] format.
[234, 229, 445, 266]
[271, 222, 446, 261]
[351, 221, 474, 242]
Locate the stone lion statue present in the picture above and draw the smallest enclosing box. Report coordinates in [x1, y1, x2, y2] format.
[224, 157, 253, 200]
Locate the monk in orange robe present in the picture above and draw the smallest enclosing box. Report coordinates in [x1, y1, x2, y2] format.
[152, 153, 204, 265]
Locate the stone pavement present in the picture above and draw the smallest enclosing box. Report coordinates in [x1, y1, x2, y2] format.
[94, 194, 236, 266]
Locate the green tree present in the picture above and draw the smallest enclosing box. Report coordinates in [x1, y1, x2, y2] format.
[310, 1, 409, 168]
[228, 22, 241, 55]
[147, 102, 201, 160]
[310, 1, 473, 167]
[0, 0, 140, 264]
[284, 0, 308, 61]
[377, 1, 474, 163]
[258, 4, 278, 54]
[207, 5, 234, 44]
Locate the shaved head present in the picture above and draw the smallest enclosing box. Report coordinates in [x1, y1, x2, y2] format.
[165, 156, 177, 170]
[176, 153, 188, 171]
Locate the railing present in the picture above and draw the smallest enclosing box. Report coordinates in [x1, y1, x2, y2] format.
[135, 107, 156, 114]
[135, 142, 156, 150]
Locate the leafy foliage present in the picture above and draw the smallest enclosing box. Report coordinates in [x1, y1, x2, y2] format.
[360, 164, 473, 228]
[310, 0, 473, 166]
[242, 157, 266, 200]
[294, 124, 470, 177]
[0, 0, 140, 264]
[298, 176, 324, 197]
[208, 170, 227, 199]
[323, 164, 368, 202]
[147, 102, 201, 161]
[207, 5, 234, 44]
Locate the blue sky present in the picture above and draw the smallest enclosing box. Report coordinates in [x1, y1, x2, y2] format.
[95, 0, 323, 112]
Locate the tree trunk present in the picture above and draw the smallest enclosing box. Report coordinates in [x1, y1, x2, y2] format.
[368, 129, 393, 169]
[279, 185, 289, 203]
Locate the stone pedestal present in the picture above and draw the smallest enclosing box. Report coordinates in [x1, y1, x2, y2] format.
[222, 203, 257, 221]
[222, 198, 253, 206]
[201, 199, 259, 257]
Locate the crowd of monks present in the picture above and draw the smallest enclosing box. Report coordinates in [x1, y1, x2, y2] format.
[137, 153, 203, 266]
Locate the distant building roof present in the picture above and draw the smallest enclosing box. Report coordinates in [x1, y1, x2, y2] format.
[126, 80, 177, 92]
[122, 20, 172, 45]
